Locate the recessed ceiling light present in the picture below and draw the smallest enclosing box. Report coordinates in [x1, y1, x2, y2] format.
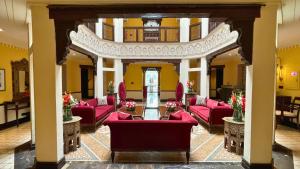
[0, 28, 3, 32]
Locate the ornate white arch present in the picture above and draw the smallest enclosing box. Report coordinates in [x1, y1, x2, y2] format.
[69, 23, 238, 59]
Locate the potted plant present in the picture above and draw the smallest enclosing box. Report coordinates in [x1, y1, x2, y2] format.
[186, 80, 194, 93]
[126, 101, 136, 112]
[63, 91, 78, 121]
[228, 91, 245, 122]
[165, 101, 177, 113]
[108, 81, 114, 94]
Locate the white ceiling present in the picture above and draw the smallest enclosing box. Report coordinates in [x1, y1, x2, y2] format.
[0, 0, 299, 49]
[0, 0, 28, 48]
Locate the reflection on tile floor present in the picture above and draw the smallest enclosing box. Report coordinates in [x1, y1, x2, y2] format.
[0, 123, 31, 169]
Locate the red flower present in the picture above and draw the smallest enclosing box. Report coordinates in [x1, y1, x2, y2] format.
[231, 95, 236, 104]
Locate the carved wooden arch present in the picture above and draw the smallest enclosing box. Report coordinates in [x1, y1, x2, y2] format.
[69, 44, 98, 75]
[48, 4, 261, 70]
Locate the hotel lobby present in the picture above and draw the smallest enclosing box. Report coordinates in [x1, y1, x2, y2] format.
[0, 0, 300, 169]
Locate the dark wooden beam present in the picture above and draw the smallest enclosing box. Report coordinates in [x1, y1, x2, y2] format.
[48, 4, 261, 20]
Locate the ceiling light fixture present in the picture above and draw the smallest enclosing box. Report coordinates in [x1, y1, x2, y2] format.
[0, 28, 3, 32]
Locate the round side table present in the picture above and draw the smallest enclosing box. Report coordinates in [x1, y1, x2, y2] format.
[63, 116, 82, 154]
[222, 117, 244, 155]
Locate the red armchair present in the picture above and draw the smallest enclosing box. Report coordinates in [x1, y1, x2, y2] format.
[71, 96, 116, 131]
[118, 82, 134, 107]
[188, 97, 234, 133]
[103, 111, 198, 163]
[168, 82, 184, 107]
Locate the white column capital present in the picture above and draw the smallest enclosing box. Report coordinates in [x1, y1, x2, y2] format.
[201, 18, 209, 38]
[180, 18, 190, 42]
[113, 18, 124, 42]
[95, 18, 103, 39]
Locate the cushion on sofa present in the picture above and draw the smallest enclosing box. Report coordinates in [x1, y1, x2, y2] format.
[98, 96, 107, 105]
[189, 97, 197, 106]
[79, 100, 89, 106]
[86, 98, 98, 107]
[95, 105, 114, 121]
[169, 111, 183, 120]
[189, 106, 210, 122]
[107, 95, 115, 105]
[206, 99, 219, 108]
[196, 95, 206, 106]
[118, 112, 133, 120]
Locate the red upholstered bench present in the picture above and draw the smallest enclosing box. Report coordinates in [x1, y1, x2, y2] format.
[71, 96, 116, 131]
[188, 97, 233, 133]
[103, 111, 198, 163]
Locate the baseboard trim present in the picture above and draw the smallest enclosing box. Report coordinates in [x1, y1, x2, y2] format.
[35, 157, 66, 169]
[0, 116, 30, 130]
[241, 158, 273, 169]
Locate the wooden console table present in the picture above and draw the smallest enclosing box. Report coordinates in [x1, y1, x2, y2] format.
[223, 117, 244, 155]
[63, 116, 82, 154]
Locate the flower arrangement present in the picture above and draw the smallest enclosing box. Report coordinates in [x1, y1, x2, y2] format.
[228, 91, 245, 122]
[186, 80, 194, 93]
[63, 91, 78, 121]
[165, 101, 177, 112]
[125, 101, 136, 112]
[108, 81, 114, 94]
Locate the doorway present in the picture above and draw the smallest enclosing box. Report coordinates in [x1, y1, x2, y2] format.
[210, 65, 224, 99]
[145, 69, 159, 93]
[80, 65, 94, 99]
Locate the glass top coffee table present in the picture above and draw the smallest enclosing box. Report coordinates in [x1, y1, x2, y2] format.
[118, 105, 183, 120]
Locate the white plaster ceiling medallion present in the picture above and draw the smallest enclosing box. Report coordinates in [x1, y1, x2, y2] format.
[70, 23, 238, 59]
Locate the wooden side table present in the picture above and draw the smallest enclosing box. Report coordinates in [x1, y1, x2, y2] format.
[63, 116, 82, 154]
[223, 117, 244, 155]
[185, 92, 196, 111]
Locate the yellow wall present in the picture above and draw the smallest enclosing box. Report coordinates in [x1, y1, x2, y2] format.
[124, 18, 179, 42]
[66, 57, 93, 93]
[103, 18, 113, 25]
[211, 55, 243, 87]
[103, 71, 114, 95]
[276, 45, 300, 98]
[0, 43, 28, 103]
[190, 18, 201, 25]
[124, 63, 179, 91]
[124, 18, 143, 27]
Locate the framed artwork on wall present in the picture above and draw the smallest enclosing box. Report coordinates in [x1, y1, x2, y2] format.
[0, 69, 5, 91]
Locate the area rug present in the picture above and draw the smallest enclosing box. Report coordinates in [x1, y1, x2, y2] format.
[65, 125, 241, 163]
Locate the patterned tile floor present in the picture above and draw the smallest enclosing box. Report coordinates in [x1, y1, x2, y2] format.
[0, 123, 31, 169]
[0, 121, 296, 168]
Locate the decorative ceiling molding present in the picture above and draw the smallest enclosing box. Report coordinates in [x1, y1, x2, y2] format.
[70, 23, 239, 59]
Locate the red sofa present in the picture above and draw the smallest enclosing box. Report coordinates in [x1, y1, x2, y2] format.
[71, 96, 116, 131]
[188, 97, 233, 133]
[103, 111, 198, 163]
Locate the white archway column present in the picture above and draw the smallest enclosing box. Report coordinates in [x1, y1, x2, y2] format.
[200, 57, 209, 98]
[31, 5, 64, 168]
[95, 57, 103, 98]
[95, 18, 103, 38]
[114, 59, 123, 103]
[243, 4, 277, 168]
[113, 18, 123, 42]
[200, 18, 210, 98]
[180, 59, 189, 103]
[27, 9, 35, 146]
[180, 18, 190, 42]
